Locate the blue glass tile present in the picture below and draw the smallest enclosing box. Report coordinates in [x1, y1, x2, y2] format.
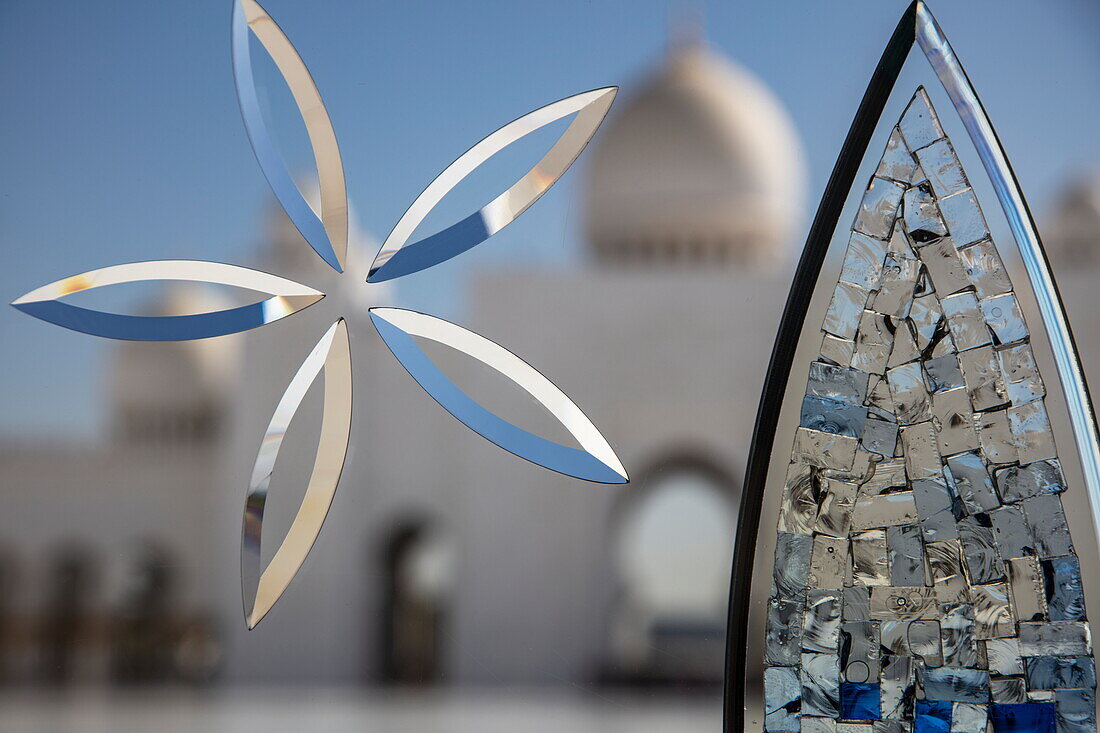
[841, 682, 882, 720]
[989, 703, 1056, 733]
[917, 700, 953, 733]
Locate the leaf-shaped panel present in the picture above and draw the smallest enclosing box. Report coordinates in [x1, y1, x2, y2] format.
[11, 260, 323, 341]
[370, 307, 627, 484]
[729, 5, 1100, 733]
[233, 0, 348, 272]
[367, 88, 617, 283]
[243, 319, 352, 629]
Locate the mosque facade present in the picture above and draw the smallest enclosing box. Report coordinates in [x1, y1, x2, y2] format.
[2, 38, 1096, 690]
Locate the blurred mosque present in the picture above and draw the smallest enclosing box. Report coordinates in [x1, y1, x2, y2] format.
[1, 35, 1096, 692]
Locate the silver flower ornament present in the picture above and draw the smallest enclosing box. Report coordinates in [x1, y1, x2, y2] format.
[13, 0, 626, 629]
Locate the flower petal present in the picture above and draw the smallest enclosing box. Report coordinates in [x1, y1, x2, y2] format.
[367, 88, 617, 283]
[370, 307, 627, 484]
[243, 319, 352, 629]
[11, 260, 323, 341]
[233, 0, 347, 272]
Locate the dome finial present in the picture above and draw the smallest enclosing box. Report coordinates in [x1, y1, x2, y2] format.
[668, 2, 705, 55]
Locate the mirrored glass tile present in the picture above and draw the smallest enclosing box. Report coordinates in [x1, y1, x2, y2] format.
[803, 652, 842, 718]
[945, 452, 1000, 514]
[916, 140, 968, 199]
[925, 354, 965, 393]
[920, 238, 970, 295]
[827, 283, 872, 339]
[879, 127, 919, 183]
[989, 702, 1057, 733]
[861, 459, 908, 497]
[971, 582, 1015, 639]
[958, 346, 1009, 411]
[932, 388, 980, 456]
[938, 189, 990, 248]
[852, 530, 891, 587]
[810, 362, 872, 405]
[881, 621, 912, 657]
[928, 540, 969, 603]
[865, 418, 901, 458]
[854, 311, 896, 375]
[766, 666, 803, 732]
[842, 621, 882, 683]
[1007, 556, 1048, 623]
[998, 344, 1045, 406]
[991, 677, 1030, 705]
[843, 232, 892, 291]
[1009, 401, 1058, 463]
[845, 587, 872, 622]
[1018, 623, 1093, 657]
[1025, 656, 1096, 692]
[812, 534, 850, 589]
[890, 362, 932, 425]
[804, 590, 844, 653]
[959, 240, 1011, 300]
[951, 702, 989, 733]
[1021, 495, 1073, 558]
[904, 184, 949, 244]
[874, 722, 912, 733]
[795, 427, 861, 471]
[889, 524, 926, 585]
[958, 515, 1006, 584]
[924, 667, 991, 703]
[854, 491, 922, 530]
[882, 656, 916, 719]
[768, 598, 806, 665]
[941, 604, 981, 668]
[899, 88, 945, 151]
[910, 619, 945, 667]
[984, 638, 1025, 677]
[781, 463, 822, 534]
[889, 324, 922, 370]
[1055, 688, 1097, 733]
[1030, 690, 1056, 703]
[825, 449, 877, 484]
[976, 410, 1017, 465]
[942, 292, 993, 351]
[996, 459, 1067, 504]
[823, 333, 858, 367]
[914, 477, 962, 543]
[902, 422, 944, 480]
[804, 717, 838, 733]
[871, 587, 939, 621]
[774, 531, 813, 599]
[817, 478, 859, 538]
[857, 178, 906, 240]
[875, 252, 922, 319]
[1043, 556, 1086, 622]
[980, 294, 1028, 346]
[909, 294, 948, 356]
[989, 504, 1035, 559]
[803, 396, 870, 438]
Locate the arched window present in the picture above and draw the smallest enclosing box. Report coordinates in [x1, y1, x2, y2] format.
[376, 521, 456, 686]
[608, 459, 737, 687]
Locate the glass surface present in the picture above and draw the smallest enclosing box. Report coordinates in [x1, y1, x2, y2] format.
[737, 5, 1100, 732]
[1, 1, 1096, 731]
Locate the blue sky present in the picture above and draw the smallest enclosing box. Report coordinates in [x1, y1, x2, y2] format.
[1, 0, 1097, 440]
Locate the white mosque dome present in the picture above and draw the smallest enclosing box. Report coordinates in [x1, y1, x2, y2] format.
[583, 41, 805, 269]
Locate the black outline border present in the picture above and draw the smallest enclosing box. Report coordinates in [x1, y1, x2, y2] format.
[723, 4, 919, 730]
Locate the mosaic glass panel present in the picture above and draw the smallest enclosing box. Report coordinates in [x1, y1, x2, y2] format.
[764, 88, 1096, 732]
